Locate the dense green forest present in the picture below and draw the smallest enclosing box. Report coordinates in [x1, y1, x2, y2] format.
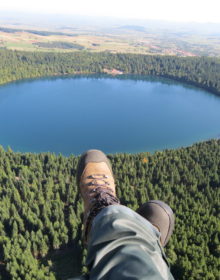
[0, 49, 220, 96]
[0, 140, 219, 280]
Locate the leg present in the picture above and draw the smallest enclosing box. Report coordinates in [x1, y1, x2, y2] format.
[87, 205, 174, 280]
[77, 150, 175, 280]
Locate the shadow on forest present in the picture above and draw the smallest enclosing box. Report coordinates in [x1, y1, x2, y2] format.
[40, 242, 82, 280]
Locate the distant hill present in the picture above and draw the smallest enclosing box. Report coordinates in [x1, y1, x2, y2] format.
[0, 26, 74, 36]
[1, 11, 220, 35]
[117, 25, 146, 32]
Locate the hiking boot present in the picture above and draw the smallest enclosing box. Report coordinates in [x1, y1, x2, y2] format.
[76, 149, 120, 241]
[137, 200, 175, 247]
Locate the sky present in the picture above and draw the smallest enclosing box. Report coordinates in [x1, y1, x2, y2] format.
[0, 0, 220, 23]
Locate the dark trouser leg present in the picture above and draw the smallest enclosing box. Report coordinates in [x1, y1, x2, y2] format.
[86, 205, 174, 280]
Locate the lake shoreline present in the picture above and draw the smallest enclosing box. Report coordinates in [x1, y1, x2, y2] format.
[1, 138, 219, 158]
[0, 71, 220, 99]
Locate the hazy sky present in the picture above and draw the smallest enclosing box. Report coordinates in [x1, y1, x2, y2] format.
[0, 0, 220, 23]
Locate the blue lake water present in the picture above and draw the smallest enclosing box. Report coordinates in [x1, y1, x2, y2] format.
[0, 75, 220, 155]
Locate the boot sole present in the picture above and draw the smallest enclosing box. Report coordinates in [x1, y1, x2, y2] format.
[137, 200, 175, 246]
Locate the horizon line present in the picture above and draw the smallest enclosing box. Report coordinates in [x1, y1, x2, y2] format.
[0, 10, 220, 25]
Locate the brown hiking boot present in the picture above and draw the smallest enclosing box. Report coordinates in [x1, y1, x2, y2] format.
[76, 149, 120, 241]
[137, 200, 175, 247]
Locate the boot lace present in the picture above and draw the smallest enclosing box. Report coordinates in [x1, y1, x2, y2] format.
[84, 174, 120, 241]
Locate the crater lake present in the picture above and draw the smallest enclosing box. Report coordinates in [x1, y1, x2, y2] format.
[0, 75, 220, 155]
